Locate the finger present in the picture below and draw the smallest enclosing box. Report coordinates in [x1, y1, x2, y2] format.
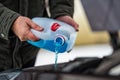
[69, 21, 79, 32]
[56, 16, 79, 31]
[27, 31, 40, 41]
[66, 18, 79, 31]
[61, 19, 79, 32]
[20, 37, 28, 41]
[26, 18, 44, 31]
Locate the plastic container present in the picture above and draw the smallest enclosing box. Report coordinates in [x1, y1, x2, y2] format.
[27, 17, 77, 53]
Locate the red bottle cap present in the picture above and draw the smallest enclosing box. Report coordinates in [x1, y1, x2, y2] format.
[51, 23, 60, 31]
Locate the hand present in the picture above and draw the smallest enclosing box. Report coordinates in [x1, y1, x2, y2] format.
[12, 16, 43, 41]
[56, 16, 79, 31]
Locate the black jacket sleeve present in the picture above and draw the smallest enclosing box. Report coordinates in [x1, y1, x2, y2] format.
[49, 0, 74, 18]
[0, 3, 20, 40]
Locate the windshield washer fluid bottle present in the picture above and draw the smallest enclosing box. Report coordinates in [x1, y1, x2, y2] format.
[27, 17, 78, 53]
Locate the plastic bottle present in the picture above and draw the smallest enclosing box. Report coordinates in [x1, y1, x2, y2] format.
[27, 17, 77, 53]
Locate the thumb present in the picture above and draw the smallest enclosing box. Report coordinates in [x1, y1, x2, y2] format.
[26, 18, 44, 31]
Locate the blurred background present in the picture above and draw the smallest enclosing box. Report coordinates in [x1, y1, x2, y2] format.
[35, 0, 114, 66]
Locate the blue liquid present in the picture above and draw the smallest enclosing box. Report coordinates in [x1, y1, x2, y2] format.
[28, 39, 68, 53]
[54, 44, 61, 71]
[27, 39, 68, 70]
[54, 51, 58, 70]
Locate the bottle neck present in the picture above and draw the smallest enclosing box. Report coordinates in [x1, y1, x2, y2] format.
[54, 35, 68, 47]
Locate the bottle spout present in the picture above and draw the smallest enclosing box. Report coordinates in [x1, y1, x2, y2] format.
[54, 35, 66, 47]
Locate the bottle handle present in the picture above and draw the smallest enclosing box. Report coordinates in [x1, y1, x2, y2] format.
[31, 29, 50, 40]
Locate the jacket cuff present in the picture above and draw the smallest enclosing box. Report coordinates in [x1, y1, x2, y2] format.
[49, 0, 74, 19]
[0, 6, 20, 40]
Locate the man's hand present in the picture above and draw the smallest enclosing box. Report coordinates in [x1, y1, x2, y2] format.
[56, 16, 79, 31]
[12, 16, 43, 41]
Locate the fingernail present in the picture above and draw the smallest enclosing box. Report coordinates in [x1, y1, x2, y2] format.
[76, 24, 79, 31]
[40, 28, 44, 31]
[76, 29, 79, 32]
[75, 26, 79, 32]
[37, 25, 44, 31]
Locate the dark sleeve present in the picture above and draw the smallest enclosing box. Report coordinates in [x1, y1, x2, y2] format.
[0, 3, 20, 40]
[49, 0, 74, 18]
